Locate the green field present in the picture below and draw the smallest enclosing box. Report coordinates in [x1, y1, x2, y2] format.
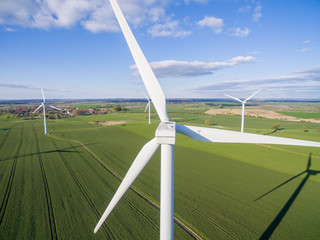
[277, 111, 320, 119]
[0, 111, 320, 239]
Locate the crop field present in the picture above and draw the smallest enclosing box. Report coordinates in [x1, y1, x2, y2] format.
[276, 111, 320, 119]
[0, 108, 320, 239]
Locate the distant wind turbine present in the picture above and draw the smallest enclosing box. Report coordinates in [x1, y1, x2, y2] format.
[224, 89, 261, 133]
[33, 88, 61, 135]
[94, 1, 320, 239]
[143, 92, 151, 124]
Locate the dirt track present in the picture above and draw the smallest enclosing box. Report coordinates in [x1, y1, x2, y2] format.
[89, 120, 128, 125]
[205, 109, 320, 123]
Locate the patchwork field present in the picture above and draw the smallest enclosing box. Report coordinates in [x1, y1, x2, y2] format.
[0, 109, 319, 239]
[205, 108, 320, 123]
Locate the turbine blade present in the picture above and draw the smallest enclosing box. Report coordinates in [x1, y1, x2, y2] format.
[94, 138, 160, 233]
[245, 89, 261, 102]
[41, 88, 46, 103]
[176, 124, 320, 147]
[33, 105, 43, 113]
[109, 0, 169, 122]
[224, 94, 243, 103]
[47, 105, 61, 111]
[144, 102, 150, 112]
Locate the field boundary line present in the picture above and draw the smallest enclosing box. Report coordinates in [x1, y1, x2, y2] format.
[0, 123, 23, 225]
[49, 134, 202, 240]
[76, 149, 160, 234]
[257, 144, 320, 159]
[0, 127, 12, 151]
[50, 139, 116, 239]
[32, 127, 58, 240]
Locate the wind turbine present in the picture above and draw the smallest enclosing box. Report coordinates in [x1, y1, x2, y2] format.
[224, 89, 261, 133]
[94, 1, 320, 239]
[33, 88, 61, 135]
[143, 92, 151, 124]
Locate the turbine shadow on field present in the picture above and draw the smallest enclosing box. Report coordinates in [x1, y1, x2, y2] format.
[263, 128, 285, 135]
[0, 145, 86, 162]
[257, 153, 319, 240]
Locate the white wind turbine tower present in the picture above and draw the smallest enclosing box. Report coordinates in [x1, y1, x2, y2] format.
[143, 92, 152, 124]
[224, 89, 261, 133]
[33, 88, 61, 135]
[94, 1, 320, 239]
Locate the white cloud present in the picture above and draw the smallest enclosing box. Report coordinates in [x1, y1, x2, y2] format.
[251, 50, 262, 55]
[81, 2, 119, 33]
[294, 65, 320, 74]
[130, 56, 255, 78]
[184, 0, 208, 4]
[296, 39, 314, 53]
[0, 0, 98, 30]
[231, 27, 250, 37]
[0, 0, 174, 34]
[0, 83, 68, 94]
[197, 16, 224, 34]
[297, 48, 310, 53]
[190, 65, 320, 98]
[239, 5, 252, 13]
[47, 0, 95, 28]
[0, 0, 193, 38]
[147, 7, 166, 23]
[4, 27, 16, 32]
[0, 0, 36, 26]
[148, 20, 192, 38]
[0, 82, 39, 90]
[239, 3, 262, 22]
[253, 5, 262, 22]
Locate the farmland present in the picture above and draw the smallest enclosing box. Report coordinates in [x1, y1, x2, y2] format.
[0, 101, 320, 239]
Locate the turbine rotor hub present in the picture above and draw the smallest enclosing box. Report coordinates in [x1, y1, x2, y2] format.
[155, 121, 176, 145]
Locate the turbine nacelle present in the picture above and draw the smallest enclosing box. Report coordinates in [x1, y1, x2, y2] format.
[155, 122, 176, 145]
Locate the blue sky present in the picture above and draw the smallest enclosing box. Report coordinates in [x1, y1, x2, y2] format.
[0, 0, 319, 100]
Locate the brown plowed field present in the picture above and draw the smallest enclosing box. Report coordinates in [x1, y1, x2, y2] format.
[89, 120, 129, 125]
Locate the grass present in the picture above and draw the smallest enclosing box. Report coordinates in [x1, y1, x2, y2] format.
[277, 111, 320, 119]
[0, 118, 193, 239]
[0, 111, 319, 239]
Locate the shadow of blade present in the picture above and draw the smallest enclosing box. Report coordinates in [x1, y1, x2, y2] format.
[255, 153, 313, 202]
[254, 171, 305, 202]
[259, 173, 310, 240]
